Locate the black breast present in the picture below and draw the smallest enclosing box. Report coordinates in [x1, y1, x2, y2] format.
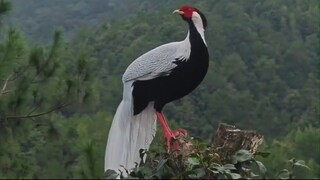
[132, 22, 209, 115]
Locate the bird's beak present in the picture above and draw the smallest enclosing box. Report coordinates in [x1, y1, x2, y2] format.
[173, 9, 184, 15]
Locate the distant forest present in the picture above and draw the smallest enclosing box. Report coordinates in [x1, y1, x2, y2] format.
[0, 0, 318, 179]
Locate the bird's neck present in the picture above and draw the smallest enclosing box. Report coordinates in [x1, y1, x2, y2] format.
[185, 21, 206, 46]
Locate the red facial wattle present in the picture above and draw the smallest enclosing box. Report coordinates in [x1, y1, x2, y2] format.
[179, 5, 196, 19]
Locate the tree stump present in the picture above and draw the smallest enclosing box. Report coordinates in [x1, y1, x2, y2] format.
[211, 123, 264, 161]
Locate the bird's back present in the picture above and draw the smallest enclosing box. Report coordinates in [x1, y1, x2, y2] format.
[133, 30, 209, 114]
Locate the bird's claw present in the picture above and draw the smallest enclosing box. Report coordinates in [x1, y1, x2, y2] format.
[164, 128, 188, 153]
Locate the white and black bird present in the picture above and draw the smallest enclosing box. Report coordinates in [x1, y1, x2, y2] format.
[104, 5, 209, 174]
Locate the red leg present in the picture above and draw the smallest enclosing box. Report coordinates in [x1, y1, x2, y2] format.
[156, 112, 188, 152]
[156, 112, 174, 152]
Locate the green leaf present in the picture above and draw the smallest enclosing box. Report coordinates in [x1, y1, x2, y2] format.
[293, 160, 310, 170]
[224, 172, 233, 179]
[104, 169, 119, 179]
[177, 170, 196, 179]
[230, 173, 242, 179]
[288, 158, 296, 164]
[232, 150, 253, 163]
[223, 164, 237, 170]
[208, 169, 219, 174]
[254, 151, 271, 158]
[211, 162, 222, 168]
[193, 167, 206, 178]
[276, 169, 290, 179]
[196, 142, 207, 150]
[156, 158, 168, 172]
[254, 160, 267, 175]
[188, 157, 200, 166]
[250, 172, 260, 178]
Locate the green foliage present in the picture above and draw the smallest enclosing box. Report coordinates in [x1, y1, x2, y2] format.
[6, 0, 181, 43]
[104, 136, 311, 179]
[260, 125, 320, 179]
[0, 0, 10, 15]
[0, 2, 99, 178]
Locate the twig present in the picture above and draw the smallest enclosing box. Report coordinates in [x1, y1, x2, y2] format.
[0, 76, 10, 98]
[27, 105, 40, 116]
[6, 102, 70, 120]
[0, 65, 30, 82]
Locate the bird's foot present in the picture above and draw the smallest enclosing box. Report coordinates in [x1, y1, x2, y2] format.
[172, 128, 188, 137]
[164, 131, 175, 153]
[156, 112, 188, 153]
[164, 128, 188, 153]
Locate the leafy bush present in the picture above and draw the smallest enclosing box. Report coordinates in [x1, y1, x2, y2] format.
[104, 135, 310, 179]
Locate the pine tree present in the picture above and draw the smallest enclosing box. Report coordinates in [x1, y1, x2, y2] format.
[0, 1, 97, 178]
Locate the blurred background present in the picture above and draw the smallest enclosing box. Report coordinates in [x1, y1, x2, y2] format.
[0, 0, 318, 178]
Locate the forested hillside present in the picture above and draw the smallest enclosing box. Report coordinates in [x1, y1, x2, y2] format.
[1, 0, 319, 179]
[5, 0, 178, 43]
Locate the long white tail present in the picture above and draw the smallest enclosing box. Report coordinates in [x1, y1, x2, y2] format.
[104, 82, 157, 176]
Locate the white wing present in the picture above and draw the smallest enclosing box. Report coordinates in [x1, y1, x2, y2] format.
[122, 38, 190, 82]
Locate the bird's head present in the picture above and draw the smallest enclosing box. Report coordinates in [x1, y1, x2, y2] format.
[173, 5, 207, 29]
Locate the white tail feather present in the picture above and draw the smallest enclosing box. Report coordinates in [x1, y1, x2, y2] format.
[104, 82, 157, 176]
